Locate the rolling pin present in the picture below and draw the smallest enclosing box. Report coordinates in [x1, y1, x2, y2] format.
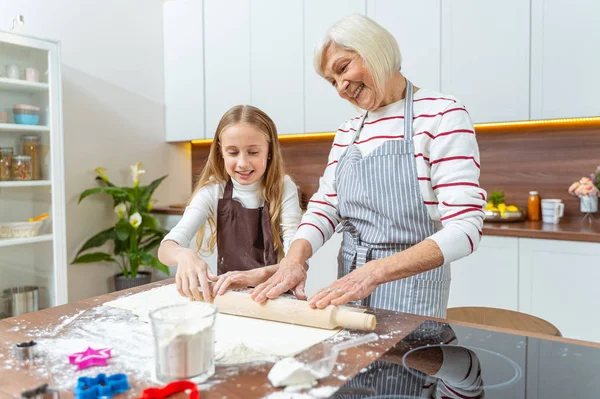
[202, 291, 376, 331]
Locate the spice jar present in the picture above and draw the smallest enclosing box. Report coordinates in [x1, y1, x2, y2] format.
[21, 135, 40, 180]
[12, 155, 32, 181]
[528, 191, 541, 221]
[0, 147, 13, 181]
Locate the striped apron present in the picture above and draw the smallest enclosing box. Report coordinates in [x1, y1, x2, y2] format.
[335, 79, 450, 318]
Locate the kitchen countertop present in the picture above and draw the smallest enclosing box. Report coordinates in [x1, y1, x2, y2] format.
[2, 280, 598, 398]
[152, 205, 600, 243]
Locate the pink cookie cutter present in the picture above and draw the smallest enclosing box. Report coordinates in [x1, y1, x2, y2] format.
[69, 347, 112, 370]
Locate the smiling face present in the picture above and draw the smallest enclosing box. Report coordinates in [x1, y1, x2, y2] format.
[321, 43, 382, 111]
[219, 122, 270, 185]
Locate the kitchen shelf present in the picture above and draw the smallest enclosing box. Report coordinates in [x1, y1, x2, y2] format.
[0, 234, 53, 248]
[0, 180, 51, 188]
[0, 123, 50, 133]
[0, 77, 49, 94]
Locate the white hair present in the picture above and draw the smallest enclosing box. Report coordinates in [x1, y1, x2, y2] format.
[313, 14, 402, 95]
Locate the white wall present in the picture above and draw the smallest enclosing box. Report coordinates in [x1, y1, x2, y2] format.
[0, 0, 192, 301]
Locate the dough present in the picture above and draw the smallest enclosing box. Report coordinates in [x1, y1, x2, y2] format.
[103, 284, 340, 359]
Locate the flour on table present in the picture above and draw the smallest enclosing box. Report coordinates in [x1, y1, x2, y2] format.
[103, 284, 341, 362]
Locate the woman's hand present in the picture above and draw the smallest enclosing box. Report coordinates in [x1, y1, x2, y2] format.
[174, 248, 216, 302]
[249, 257, 308, 303]
[212, 265, 279, 296]
[308, 261, 382, 308]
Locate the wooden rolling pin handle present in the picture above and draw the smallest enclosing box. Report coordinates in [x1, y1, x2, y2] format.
[334, 309, 377, 331]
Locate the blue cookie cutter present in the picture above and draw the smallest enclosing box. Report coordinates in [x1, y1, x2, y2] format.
[73, 373, 130, 399]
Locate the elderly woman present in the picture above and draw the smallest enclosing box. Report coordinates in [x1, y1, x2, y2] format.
[214, 14, 485, 318]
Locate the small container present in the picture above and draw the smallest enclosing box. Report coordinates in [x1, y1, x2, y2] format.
[527, 191, 541, 221]
[149, 302, 217, 383]
[12, 155, 32, 181]
[0, 147, 13, 181]
[3, 286, 39, 317]
[21, 135, 40, 180]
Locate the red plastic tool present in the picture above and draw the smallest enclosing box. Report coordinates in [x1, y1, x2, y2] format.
[138, 380, 199, 399]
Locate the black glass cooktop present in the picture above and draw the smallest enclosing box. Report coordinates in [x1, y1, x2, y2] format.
[333, 320, 600, 399]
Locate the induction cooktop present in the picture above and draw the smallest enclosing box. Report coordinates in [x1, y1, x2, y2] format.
[332, 320, 600, 399]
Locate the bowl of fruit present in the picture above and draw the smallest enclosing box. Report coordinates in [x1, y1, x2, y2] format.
[484, 191, 527, 222]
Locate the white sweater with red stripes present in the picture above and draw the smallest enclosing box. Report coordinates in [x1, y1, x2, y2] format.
[294, 88, 487, 264]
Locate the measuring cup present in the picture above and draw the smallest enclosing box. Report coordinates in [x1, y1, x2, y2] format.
[309, 333, 379, 378]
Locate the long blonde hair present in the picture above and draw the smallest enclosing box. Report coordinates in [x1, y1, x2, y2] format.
[192, 105, 286, 258]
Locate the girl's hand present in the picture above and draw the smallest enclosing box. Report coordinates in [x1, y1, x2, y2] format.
[307, 261, 382, 309]
[174, 249, 217, 302]
[212, 265, 279, 296]
[250, 257, 308, 303]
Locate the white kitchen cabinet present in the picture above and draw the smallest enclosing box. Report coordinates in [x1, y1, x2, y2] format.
[303, 0, 366, 133]
[530, 0, 600, 119]
[204, 0, 251, 139]
[0, 31, 67, 316]
[163, 0, 205, 142]
[367, 0, 441, 91]
[448, 236, 519, 311]
[250, 0, 304, 135]
[441, 0, 530, 123]
[519, 238, 600, 343]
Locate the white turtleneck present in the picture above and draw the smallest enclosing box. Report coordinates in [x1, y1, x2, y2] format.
[162, 175, 302, 256]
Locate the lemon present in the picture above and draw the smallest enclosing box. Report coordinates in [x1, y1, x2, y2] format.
[506, 205, 519, 212]
[497, 203, 507, 212]
[485, 202, 495, 210]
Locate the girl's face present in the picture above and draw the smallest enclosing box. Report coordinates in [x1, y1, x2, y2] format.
[321, 43, 381, 111]
[220, 122, 270, 185]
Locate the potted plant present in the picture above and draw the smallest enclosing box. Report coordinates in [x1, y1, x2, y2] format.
[72, 163, 170, 291]
[568, 166, 600, 214]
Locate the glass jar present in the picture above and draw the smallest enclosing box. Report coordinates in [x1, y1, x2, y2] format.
[0, 147, 13, 181]
[527, 191, 541, 221]
[12, 155, 32, 181]
[21, 135, 40, 180]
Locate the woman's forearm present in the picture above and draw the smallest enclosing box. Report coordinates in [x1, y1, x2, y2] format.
[285, 239, 313, 267]
[373, 239, 445, 284]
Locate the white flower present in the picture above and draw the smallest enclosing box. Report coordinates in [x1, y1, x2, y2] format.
[129, 212, 142, 229]
[130, 162, 145, 187]
[114, 203, 127, 219]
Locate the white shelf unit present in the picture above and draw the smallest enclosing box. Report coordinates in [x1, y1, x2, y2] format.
[0, 30, 67, 317]
[0, 123, 50, 132]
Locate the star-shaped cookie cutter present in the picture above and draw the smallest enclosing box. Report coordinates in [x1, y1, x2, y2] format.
[68, 347, 111, 370]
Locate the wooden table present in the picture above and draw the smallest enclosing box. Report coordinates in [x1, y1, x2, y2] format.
[1, 280, 598, 398]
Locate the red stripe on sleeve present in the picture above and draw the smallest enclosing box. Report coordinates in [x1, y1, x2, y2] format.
[432, 182, 480, 190]
[479, 192, 486, 200]
[298, 223, 325, 244]
[326, 160, 338, 167]
[430, 156, 480, 169]
[309, 200, 336, 209]
[440, 207, 484, 221]
[414, 96, 457, 103]
[442, 201, 483, 209]
[364, 115, 404, 125]
[325, 193, 337, 197]
[313, 212, 335, 230]
[418, 177, 431, 181]
[355, 134, 404, 144]
[424, 201, 439, 205]
[414, 153, 431, 162]
[414, 107, 468, 119]
[338, 127, 356, 133]
[465, 233, 474, 253]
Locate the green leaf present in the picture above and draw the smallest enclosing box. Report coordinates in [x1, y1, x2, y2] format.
[113, 239, 125, 255]
[76, 227, 115, 256]
[139, 175, 168, 209]
[78, 187, 130, 203]
[140, 213, 159, 230]
[141, 237, 162, 252]
[95, 175, 115, 187]
[72, 252, 116, 264]
[115, 220, 133, 241]
[141, 253, 170, 276]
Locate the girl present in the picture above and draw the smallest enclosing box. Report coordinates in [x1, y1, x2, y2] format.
[158, 105, 302, 302]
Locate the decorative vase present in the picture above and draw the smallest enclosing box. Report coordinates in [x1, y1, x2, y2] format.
[580, 195, 598, 213]
[114, 271, 152, 291]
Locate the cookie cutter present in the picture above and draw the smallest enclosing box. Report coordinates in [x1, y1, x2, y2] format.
[73, 373, 129, 399]
[68, 347, 111, 370]
[138, 380, 199, 399]
[21, 383, 59, 399]
[15, 340, 38, 360]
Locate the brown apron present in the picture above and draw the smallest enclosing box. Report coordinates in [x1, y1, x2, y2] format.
[216, 179, 278, 275]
